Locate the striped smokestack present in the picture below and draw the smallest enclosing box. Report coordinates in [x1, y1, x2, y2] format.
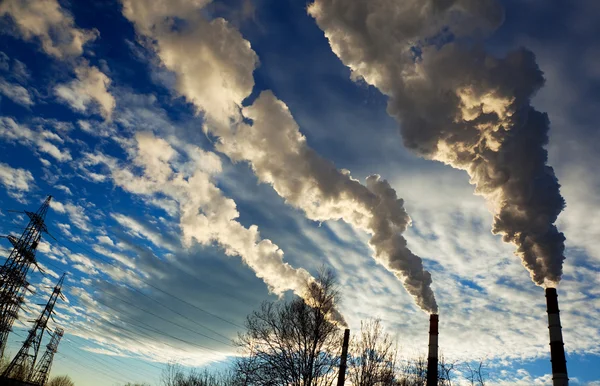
[546, 288, 568, 385]
[426, 314, 438, 386]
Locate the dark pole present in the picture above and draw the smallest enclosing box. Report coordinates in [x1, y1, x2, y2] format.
[546, 288, 568, 386]
[426, 314, 439, 386]
[337, 328, 350, 386]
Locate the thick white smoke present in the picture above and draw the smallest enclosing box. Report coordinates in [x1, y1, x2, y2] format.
[215, 91, 437, 313]
[309, 0, 566, 286]
[86, 132, 324, 314]
[120, 0, 351, 322]
[121, 0, 437, 313]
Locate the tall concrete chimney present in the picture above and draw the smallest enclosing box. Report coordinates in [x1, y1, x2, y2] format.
[337, 328, 350, 386]
[546, 288, 568, 386]
[426, 314, 438, 386]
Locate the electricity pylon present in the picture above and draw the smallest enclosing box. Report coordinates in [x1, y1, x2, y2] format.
[30, 327, 64, 386]
[0, 196, 52, 358]
[3, 274, 65, 381]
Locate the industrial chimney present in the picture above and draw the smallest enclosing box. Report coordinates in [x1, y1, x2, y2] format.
[546, 288, 568, 386]
[426, 314, 438, 386]
[337, 328, 350, 386]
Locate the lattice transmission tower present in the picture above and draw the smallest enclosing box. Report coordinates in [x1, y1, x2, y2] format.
[0, 195, 52, 358]
[3, 273, 65, 381]
[30, 327, 64, 386]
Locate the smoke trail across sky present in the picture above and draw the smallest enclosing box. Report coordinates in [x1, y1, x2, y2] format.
[85, 132, 318, 306]
[121, 0, 438, 313]
[217, 91, 438, 313]
[309, 0, 566, 287]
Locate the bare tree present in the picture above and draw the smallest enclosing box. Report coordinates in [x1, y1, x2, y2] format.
[463, 360, 487, 386]
[396, 355, 427, 386]
[160, 362, 240, 386]
[438, 354, 455, 386]
[161, 362, 185, 386]
[47, 375, 75, 386]
[347, 319, 397, 386]
[235, 269, 344, 386]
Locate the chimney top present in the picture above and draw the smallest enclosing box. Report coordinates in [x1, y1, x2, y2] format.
[546, 288, 560, 314]
[429, 314, 439, 335]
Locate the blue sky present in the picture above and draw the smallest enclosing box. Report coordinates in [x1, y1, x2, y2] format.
[0, 0, 599, 385]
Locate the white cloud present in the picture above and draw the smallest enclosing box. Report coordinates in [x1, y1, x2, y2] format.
[111, 213, 176, 252]
[77, 119, 116, 138]
[50, 199, 91, 232]
[0, 52, 32, 83]
[55, 63, 115, 119]
[0, 52, 9, 71]
[488, 369, 554, 385]
[0, 0, 97, 59]
[55, 184, 73, 195]
[0, 78, 33, 106]
[49, 200, 66, 213]
[97, 235, 115, 246]
[0, 117, 72, 161]
[92, 244, 135, 269]
[0, 162, 34, 200]
[10, 59, 30, 83]
[0, 1, 116, 122]
[37, 262, 60, 279]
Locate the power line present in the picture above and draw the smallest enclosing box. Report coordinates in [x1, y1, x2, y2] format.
[61, 337, 151, 382]
[60, 280, 234, 355]
[56, 351, 129, 384]
[92, 296, 227, 355]
[0, 210, 156, 385]
[50, 227, 246, 329]
[1, 214, 244, 384]
[35, 259, 68, 277]
[9, 331, 129, 384]
[57, 306, 177, 373]
[101, 289, 234, 347]
[98, 313, 193, 354]
[51, 288, 214, 375]
[127, 283, 237, 342]
[60, 267, 236, 346]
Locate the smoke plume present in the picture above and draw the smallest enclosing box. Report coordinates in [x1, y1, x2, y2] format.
[120, 0, 354, 323]
[121, 0, 437, 313]
[85, 132, 349, 322]
[216, 91, 437, 313]
[309, 0, 566, 286]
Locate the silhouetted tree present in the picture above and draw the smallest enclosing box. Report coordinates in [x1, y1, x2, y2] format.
[463, 360, 487, 386]
[235, 269, 344, 386]
[347, 319, 397, 386]
[160, 362, 242, 386]
[48, 375, 75, 386]
[438, 354, 455, 386]
[396, 356, 427, 386]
